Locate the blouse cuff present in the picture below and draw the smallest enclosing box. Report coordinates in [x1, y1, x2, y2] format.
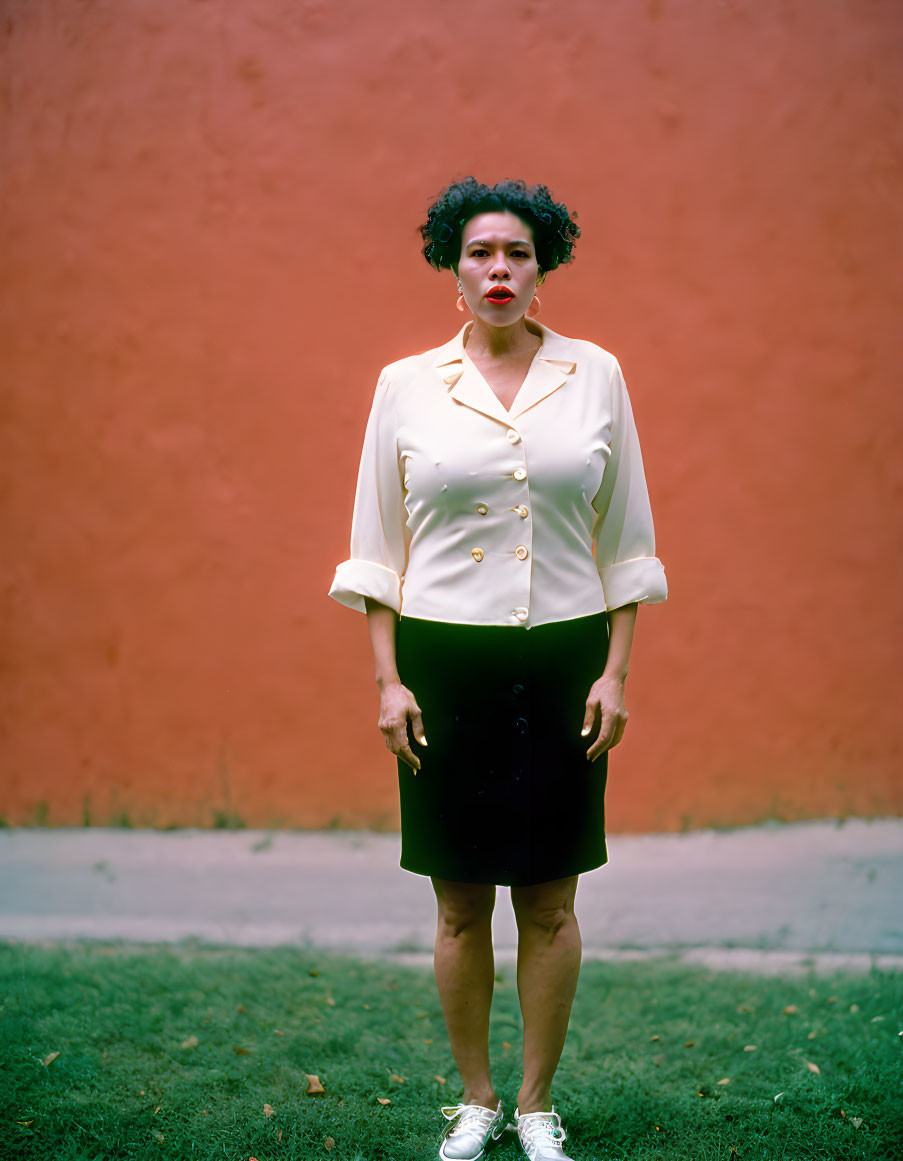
[600, 557, 668, 610]
[328, 558, 403, 615]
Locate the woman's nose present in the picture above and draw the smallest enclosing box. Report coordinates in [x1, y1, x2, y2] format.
[489, 251, 510, 278]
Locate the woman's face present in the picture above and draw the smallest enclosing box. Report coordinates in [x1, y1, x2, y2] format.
[457, 211, 541, 327]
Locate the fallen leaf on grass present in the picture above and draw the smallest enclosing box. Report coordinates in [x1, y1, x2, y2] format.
[650, 1035, 661, 1042]
[376, 1097, 391, 1106]
[180, 1036, 199, 1049]
[851, 1117, 863, 1128]
[15, 1120, 34, 1127]
[237, 1004, 245, 1013]
[324, 1139, 335, 1151]
[737, 1005, 754, 1013]
[683, 1041, 696, 1048]
[154, 1105, 162, 1115]
[416, 1011, 428, 1019]
[849, 1004, 859, 1014]
[306, 1075, 326, 1095]
[232, 1046, 251, 1055]
[502, 1042, 512, 1051]
[774, 1093, 786, 1102]
[325, 996, 336, 1007]
[278, 1131, 283, 1141]
[263, 1104, 274, 1118]
[309, 969, 320, 977]
[152, 1131, 165, 1143]
[716, 1078, 731, 1086]
[390, 1074, 405, 1083]
[743, 1045, 757, 1052]
[41, 1052, 60, 1067]
[870, 1015, 885, 1023]
[804, 1060, 821, 1075]
[274, 1029, 285, 1036]
[435, 1076, 446, 1085]
[782, 1006, 798, 1015]
[807, 1031, 818, 1040]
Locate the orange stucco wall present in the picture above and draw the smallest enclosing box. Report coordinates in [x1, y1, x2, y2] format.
[1, 1, 901, 830]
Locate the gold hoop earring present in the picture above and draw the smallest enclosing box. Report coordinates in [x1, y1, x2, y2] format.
[527, 294, 541, 318]
[456, 295, 466, 313]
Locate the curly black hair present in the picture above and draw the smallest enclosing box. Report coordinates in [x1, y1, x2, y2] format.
[420, 177, 579, 275]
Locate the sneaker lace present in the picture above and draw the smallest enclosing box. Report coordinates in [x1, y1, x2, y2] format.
[441, 1104, 497, 1137]
[518, 1110, 567, 1153]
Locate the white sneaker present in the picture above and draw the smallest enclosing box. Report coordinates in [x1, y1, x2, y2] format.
[438, 1101, 506, 1161]
[514, 1107, 575, 1161]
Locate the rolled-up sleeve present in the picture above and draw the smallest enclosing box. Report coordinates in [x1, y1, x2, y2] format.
[329, 371, 409, 614]
[591, 361, 668, 609]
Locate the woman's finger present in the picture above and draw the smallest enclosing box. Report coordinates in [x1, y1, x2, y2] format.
[588, 710, 628, 759]
[397, 739, 421, 772]
[386, 719, 421, 772]
[411, 706, 428, 747]
[587, 706, 616, 760]
[610, 712, 628, 750]
[580, 700, 597, 739]
[587, 728, 611, 761]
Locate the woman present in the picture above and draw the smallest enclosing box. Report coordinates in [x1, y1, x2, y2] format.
[329, 177, 667, 1161]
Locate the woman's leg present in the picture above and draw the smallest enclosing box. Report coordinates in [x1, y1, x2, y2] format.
[431, 877, 499, 1107]
[510, 875, 581, 1113]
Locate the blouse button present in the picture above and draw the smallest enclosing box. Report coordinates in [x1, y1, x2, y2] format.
[506, 429, 521, 444]
[513, 468, 527, 481]
[475, 503, 488, 515]
[515, 545, 529, 560]
[513, 505, 529, 518]
[471, 548, 484, 562]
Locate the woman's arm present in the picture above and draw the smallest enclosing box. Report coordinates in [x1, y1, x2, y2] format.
[365, 598, 426, 772]
[581, 602, 638, 761]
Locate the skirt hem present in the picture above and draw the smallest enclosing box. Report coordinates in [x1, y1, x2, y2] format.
[399, 851, 609, 888]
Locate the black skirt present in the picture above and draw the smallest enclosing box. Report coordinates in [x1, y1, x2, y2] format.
[395, 612, 610, 887]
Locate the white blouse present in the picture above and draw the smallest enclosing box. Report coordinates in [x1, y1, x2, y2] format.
[329, 322, 667, 627]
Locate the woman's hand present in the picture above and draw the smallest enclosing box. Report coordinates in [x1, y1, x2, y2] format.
[378, 681, 427, 772]
[581, 674, 629, 761]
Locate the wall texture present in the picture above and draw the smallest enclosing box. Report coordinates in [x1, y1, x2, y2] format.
[1, 0, 901, 830]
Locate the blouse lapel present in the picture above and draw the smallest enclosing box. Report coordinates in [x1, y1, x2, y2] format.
[433, 323, 577, 425]
[443, 358, 515, 426]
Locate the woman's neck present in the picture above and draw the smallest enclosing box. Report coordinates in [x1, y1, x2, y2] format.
[463, 316, 541, 360]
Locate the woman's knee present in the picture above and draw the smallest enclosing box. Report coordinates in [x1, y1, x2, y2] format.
[511, 877, 579, 940]
[432, 879, 496, 937]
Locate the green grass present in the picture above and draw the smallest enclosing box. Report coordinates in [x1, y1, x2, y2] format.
[1, 943, 900, 1161]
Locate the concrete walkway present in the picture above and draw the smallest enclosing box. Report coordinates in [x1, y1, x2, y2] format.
[1, 820, 901, 973]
